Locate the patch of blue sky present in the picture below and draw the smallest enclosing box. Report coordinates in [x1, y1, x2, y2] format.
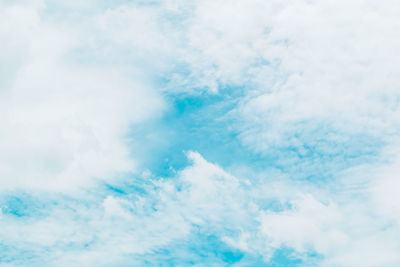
[0, 192, 59, 218]
[143, 234, 245, 266]
[126, 89, 266, 178]
[134, 243, 320, 267]
[268, 248, 321, 267]
[127, 84, 384, 187]
[101, 174, 155, 196]
[120, 233, 265, 267]
[124, 56, 384, 186]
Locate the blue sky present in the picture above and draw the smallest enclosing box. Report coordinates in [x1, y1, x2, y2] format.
[1, 0, 400, 266]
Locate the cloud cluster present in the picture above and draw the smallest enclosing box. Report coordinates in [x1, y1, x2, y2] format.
[2, 151, 399, 266]
[0, 153, 250, 265]
[1, 0, 400, 266]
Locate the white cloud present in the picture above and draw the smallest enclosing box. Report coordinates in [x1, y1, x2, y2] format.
[0, 152, 249, 265]
[1, 149, 400, 266]
[149, 0, 400, 149]
[371, 146, 400, 224]
[0, 2, 165, 191]
[229, 0, 400, 152]
[260, 194, 346, 257]
[2, 0, 400, 265]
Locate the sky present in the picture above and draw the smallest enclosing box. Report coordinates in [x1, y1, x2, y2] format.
[1, 0, 400, 266]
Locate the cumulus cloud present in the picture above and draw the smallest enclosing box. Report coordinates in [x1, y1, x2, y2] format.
[0, 1, 164, 191]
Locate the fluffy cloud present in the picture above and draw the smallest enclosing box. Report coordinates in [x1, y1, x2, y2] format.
[260, 195, 346, 256]
[2, 0, 400, 266]
[0, 1, 164, 191]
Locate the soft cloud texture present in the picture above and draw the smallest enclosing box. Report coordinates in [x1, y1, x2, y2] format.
[0, 1, 164, 190]
[1, 0, 400, 266]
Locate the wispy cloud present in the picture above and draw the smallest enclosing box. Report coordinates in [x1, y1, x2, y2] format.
[1, 0, 400, 266]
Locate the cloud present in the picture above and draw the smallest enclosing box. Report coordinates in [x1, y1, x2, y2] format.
[1, 149, 400, 266]
[0, 152, 253, 265]
[260, 195, 346, 256]
[0, 1, 165, 191]
[1, 0, 400, 266]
